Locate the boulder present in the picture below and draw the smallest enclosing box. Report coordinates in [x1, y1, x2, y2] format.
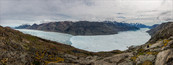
[94, 53, 133, 65]
[149, 41, 163, 49]
[155, 49, 173, 65]
[136, 55, 155, 64]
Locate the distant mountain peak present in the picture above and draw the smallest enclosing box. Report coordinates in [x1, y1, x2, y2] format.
[15, 21, 143, 35]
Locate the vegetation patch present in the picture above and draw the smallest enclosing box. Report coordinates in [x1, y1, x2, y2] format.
[0, 58, 8, 65]
[34, 50, 64, 65]
[130, 56, 138, 62]
[142, 60, 153, 65]
[146, 52, 158, 55]
[162, 39, 170, 48]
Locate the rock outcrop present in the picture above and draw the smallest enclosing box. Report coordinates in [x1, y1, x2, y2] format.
[155, 49, 173, 65]
[147, 22, 173, 43]
[94, 53, 133, 65]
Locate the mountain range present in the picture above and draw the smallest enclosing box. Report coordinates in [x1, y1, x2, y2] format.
[15, 21, 152, 35]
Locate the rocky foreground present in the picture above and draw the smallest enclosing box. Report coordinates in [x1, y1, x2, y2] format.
[1, 22, 173, 65]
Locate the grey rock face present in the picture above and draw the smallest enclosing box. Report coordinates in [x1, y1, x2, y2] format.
[155, 49, 173, 65]
[136, 55, 155, 65]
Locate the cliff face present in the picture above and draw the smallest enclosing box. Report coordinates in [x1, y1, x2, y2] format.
[15, 21, 140, 35]
[1, 22, 173, 65]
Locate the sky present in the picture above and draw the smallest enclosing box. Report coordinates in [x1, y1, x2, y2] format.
[0, 0, 173, 26]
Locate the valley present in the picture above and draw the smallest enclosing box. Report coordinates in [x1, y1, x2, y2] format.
[16, 28, 151, 52]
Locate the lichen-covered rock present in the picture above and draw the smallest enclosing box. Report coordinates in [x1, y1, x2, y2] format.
[136, 55, 155, 65]
[94, 53, 133, 65]
[155, 49, 173, 65]
[47, 63, 79, 65]
[148, 41, 163, 49]
[117, 61, 133, 65]
[163, 40, 173, 49]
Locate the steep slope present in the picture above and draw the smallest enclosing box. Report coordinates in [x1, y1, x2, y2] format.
[147, 22, 173, 43]
[15, 21, 140, 35]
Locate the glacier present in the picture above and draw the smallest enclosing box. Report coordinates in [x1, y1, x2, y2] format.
[16, 29, 73, 45]
[71, 28, 150, 52]
[16, 28, 150, 52]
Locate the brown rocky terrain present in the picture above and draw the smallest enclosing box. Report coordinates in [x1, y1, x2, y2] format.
[1, 22, 173, 65]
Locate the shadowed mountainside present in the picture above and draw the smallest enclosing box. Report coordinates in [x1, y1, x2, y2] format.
[15, 21, 142, 35]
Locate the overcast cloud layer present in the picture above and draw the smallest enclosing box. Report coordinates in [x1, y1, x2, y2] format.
[0, 0, 173, 26]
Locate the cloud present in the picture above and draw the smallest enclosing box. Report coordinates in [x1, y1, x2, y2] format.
[0, 0, 173, 26]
